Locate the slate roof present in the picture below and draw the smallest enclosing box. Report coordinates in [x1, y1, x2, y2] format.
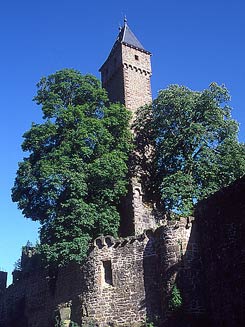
[118, 20, 145, 51]
[99, 20, 150, 71]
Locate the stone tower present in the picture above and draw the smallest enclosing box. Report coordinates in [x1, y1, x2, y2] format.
[99, 18, 152, 118]
[100, 20, 155, 236]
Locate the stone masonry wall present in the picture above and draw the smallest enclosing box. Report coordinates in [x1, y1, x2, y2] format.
[0, 273, 7, 297]
[131, 178, 156, 235]
[156, 218, 206, 325]
[100, 45, 125, 105]
[1, 182, 244, 327]
[121, 45, 152, 116]
[76, 233, 161, 326]
[195, 176, 245, 327]
[120, 44, 153, 235]
[100, 42, 153, 237]
[0, 233, 161, 327]
[100, 43, 152, 117]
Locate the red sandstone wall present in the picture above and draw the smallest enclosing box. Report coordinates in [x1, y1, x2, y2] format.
[0, 233, 160, 327]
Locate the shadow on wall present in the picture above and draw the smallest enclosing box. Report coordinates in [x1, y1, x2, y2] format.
[151, 176, 245, 327]
[143, 230, 161, 325]
[147, 219, 209, 327]
[195, 176, 245, 327]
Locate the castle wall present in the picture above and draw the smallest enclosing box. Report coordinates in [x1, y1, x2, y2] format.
[156, 218, 206, 325]
[195, 176, 245, 327]
[0, 273, 7, 297]
[0, 234, 161, 327]
[0, 269, 53, 327]
[1, 178, 244, 326]
[76, 234, 161, 326]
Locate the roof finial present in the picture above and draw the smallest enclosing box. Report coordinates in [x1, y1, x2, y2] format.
[124, 15, 127, 25]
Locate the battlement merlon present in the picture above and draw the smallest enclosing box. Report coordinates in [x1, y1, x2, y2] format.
[0, 271, 7, 294]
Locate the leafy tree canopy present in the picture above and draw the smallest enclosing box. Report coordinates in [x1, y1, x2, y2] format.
[12, 69, 132, 266]
[135, 83, 245, 216]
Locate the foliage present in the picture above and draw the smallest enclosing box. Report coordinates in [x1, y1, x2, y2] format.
[144, 320, 155, 327]
[12, 69, 132, 266]
[135, 83, 245, 216]
[13, 259, 22, 271]
[54, 315, 66, 327]
[143, 315, 160, 327]
[169, 284, 182, 311]
[69, 322, 80, 327]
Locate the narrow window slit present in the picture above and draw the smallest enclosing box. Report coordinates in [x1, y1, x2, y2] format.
[102, 260, 113, 286]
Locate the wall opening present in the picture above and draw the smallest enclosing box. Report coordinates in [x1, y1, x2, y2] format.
[135, 55, 139, 60]
[102, 260, 113, 286]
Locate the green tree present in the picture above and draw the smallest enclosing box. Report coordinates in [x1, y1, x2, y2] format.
[12, 69, 132, 265]
[135, 83, 245, 216]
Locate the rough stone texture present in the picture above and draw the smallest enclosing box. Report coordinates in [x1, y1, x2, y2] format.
[0, 233, 161, 327]
[0, 218, 205, 327]
[119, 178, 157, 237]
[131, 180, 156, 235]
[80, 234, 160, 326]
[195, 176, 245, 327]
[156, 218, 206, 326]
[121, 45, 152, 116]
[100, 40, 152, 117]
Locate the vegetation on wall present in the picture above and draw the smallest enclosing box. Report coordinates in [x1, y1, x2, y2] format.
[169, 284, 182, 311]
[12, 69, 132, 266]
[135, 83, 245, 216]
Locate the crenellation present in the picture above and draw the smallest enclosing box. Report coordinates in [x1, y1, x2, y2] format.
[0, 272, 7, 297]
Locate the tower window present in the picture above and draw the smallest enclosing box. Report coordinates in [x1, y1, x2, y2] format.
[135, 55, 139, 60]
[102, 260, 113, 286]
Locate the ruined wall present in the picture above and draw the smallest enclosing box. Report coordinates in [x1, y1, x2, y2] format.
[0, 268, 53, 327]
[195, 176, 245, 327]
[76, 233, 160, 326]
[1, 177, 244, 326]
[156, 218, 206, 325]
[0, 233, 161, 327]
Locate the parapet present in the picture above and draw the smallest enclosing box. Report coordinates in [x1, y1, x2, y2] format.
[0, 271, 7, 295]
[93, 231, 153, 250]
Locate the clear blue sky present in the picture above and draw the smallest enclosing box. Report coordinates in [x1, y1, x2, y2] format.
[1, 0, 244, 284]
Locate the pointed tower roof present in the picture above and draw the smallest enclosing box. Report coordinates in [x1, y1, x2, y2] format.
[118, 17, 147, 52]
[99, 19, 151, 72]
